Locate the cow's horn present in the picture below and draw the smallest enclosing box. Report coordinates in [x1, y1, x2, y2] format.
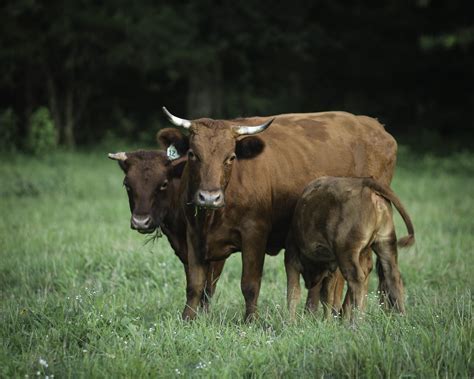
[233, 118, 274, 135]
[108, 152, 128, 161]
[162, 107, 191, 129]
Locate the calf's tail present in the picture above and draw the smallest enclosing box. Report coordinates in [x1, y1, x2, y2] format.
[362, 178, 415, 248]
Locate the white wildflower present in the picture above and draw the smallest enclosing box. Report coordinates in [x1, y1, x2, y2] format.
[38, 358, 48, 368]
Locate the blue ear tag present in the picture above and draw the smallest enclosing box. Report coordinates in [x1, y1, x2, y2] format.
[166, 144, 180, 161]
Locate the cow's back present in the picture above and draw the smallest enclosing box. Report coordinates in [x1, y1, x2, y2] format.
[226, 111, 397, 253]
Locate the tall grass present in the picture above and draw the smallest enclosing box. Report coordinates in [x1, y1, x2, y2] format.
[0, 147, 472, 377]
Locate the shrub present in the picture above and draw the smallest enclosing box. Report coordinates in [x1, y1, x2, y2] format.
[0, 108, 19, 152]
[26, 107, 58, 155]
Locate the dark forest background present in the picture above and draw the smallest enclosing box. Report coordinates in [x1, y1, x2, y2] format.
[1, 0, 473, 150]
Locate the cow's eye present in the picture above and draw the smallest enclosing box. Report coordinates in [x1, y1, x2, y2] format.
[188, 150, 198, 161]
[226, 153, 236, 164]
[160, 180, 168, 191]
[123, 181, 131, 192]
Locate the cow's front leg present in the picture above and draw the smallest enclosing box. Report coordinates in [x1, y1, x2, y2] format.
[241, 238, 266, 322]
[182, 230, 209, 320]
[201, 260, 226, 311]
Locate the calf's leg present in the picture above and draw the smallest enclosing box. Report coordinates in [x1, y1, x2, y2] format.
[338, 249, 366, 321]
[372, 236, 405, 313]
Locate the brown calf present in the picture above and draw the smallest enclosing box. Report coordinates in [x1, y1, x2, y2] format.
[285, 177, 415, 321]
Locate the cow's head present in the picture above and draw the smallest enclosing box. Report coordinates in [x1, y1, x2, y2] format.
[162, 107, 273, 208]
[108, 131, 187, 232]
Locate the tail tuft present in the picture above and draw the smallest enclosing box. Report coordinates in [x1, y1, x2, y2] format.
[398, 235, 415, 248]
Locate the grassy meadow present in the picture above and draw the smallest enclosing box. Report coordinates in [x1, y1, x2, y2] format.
[0, 146, 472, 378]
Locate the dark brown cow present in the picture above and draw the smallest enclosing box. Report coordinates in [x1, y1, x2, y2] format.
[108, 140, 225, 308]
[162, 108, 398, 321]
[285, 177, 415, 321]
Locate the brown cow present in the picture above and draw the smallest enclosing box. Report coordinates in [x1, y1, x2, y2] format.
[162, 108, 398, 321]
[108, 139, 225, 309]
[285, 177, 415, 321]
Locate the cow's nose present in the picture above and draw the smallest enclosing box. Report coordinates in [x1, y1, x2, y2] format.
[131, 215, 153, 230]
[196, 190, 224, 208]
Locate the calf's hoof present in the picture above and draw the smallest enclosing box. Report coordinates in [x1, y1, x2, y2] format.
[182, 306, 198, 321]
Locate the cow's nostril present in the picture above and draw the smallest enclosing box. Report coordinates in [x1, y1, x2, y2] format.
[198, 192, 206, 202]
[214, 193, 221, 202]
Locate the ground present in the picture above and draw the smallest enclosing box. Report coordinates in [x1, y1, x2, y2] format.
[0, 146, 472, 378]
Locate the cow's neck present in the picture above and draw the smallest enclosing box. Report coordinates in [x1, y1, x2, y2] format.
[160, 177, 187, 261]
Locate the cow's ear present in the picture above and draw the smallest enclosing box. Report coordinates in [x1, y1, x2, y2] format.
[236, 136, 265, 159]
[157, 128, 189, 156]
[108, 152, 129, 172]
[169, 157, 187, 179]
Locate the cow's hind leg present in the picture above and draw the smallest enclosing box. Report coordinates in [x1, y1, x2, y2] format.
[304, 282, 321, 314]
[320, 270, 343, 319]
[284, 248, 302, 320]
[372, 235, 405, 313]
[331, 269, 345, 317]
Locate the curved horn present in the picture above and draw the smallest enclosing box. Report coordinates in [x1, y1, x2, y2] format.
[108, 152, 127, 161]
[233, 118, 274, 135]
[162, 107, 191, 129]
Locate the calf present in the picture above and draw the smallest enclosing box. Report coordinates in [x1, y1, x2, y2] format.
[285, 177, 415, 321]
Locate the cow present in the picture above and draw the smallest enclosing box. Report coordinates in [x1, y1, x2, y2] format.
[162, 108, 398, 321]
[107, 134, 225, 309]
[285, 176, 415, 321]
[108, 133, 335, 314]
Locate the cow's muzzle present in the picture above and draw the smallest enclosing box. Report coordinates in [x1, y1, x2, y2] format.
[130, 214, 155, 234]
[195, 189, 225, 209]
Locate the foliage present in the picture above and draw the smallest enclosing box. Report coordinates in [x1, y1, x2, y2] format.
[25, 107, 58, 155]
[0, 108, 18, 152]
[0, 1, 473, 147]
[0, 148, 472, 377]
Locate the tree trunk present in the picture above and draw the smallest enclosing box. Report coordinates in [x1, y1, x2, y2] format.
[64, 88, 75, 148]
[187, 63, 222, 118]
[46, 72, 62, 145]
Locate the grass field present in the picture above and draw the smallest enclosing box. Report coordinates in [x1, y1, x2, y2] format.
[1, 146, 472, 378]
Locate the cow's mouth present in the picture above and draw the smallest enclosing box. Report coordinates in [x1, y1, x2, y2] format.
[137, 227, 156, 234]
[192, 201, 225, 211]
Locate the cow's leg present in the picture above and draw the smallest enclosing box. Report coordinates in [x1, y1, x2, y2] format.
[321, 269, 345, 319]
[338, 249, 366, 321]
[182, 230, 209, 320]
[241, 237, 267, 322]
[332, 270, 346, 316]
[284, 251, 301, 320]
[201, 260, 226, 311]
[321, 272, 336, 320]
[304, 283, 321, 314]
[372, 235, 405, 314]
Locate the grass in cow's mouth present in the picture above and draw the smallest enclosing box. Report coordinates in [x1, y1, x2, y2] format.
[0, 148, 472, 377]
[144, 227, 163, 244]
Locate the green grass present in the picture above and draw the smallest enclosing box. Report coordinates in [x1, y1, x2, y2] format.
[0, 147, 472, 378]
